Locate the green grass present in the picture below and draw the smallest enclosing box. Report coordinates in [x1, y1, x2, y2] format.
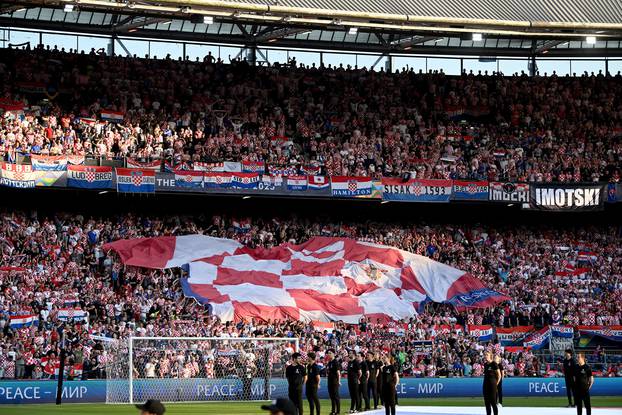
[1, 397, 621, 415]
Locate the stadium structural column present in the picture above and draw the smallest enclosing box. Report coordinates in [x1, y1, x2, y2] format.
[529, 55, 536, 76]
[55, 332, 66, 405]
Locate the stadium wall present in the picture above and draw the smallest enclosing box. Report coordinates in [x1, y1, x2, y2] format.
[1, 377, 621, 404]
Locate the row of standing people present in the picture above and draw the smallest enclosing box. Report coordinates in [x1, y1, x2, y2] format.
[286, 350, 400, 415]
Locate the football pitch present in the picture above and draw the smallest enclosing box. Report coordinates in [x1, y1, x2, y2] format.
[1, 397, 621, 415]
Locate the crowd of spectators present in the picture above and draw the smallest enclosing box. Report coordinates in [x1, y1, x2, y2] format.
[0, 209, 620, 381]
[2, 44, 622, 182]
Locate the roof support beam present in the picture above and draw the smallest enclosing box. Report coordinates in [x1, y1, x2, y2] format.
[114, 17, 170, 32]
[254, 26, 312, 42]
[534, 39, 567, 54]
[392, 35, 441, 49]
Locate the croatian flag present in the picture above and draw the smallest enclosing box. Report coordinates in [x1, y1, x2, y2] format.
[67, 165, 113, 189]
[233, 219, 251, 233]
[308, 175, 329, 190]
[577, 325, 622, 342]
[30, 155, 67, 171]
[523, 327, 551, 350]
[126, 158, 161, 171]
[495, 326, 534, 345]
[100, 110, 124, 122]
[104, 236, 509, 322]
[230, 173, 260, 189]
[57, 308, 89, 322]
[468, 325, 494, 342]
[116, 168, 156, 193]
[551, 325, 574, 339]
[262, 175, 283, 187]
[313, 321, 335, 333]
[241, 161, 265, 173]
[175, 170, 204, 188]
[287, 175, 308, 191]
[204, 172, 232, 188]
[331, 176, 372, 197]
[63, 297, 80, 307]
[10, 314, 39, 328]
[578, 251, 597, 262]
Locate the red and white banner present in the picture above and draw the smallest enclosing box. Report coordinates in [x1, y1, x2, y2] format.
[104, 236, 508, 322]
[127, 158, 161, 170]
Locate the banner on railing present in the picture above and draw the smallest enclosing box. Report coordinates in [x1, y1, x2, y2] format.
[331, 176, 373, 197]
[496, 326, 534, 345]
[382, 178, 452, 202]
[577, 325, 622, 342]
[126, 158, 161, 171]
[0, 163, 37, 188]
[4, 377, 621, 404]
[550, 325, 574, 339]
[452, 180, 489, 201]
[67, 166, 113, 189]
[468, 324, 493, 341]
[530, 183, 604, 211]
[35, 171, 66, 187]
[489, 182, 529, 203]
[175, 171, 204, 188]
[115, 168, 156, 193]
[30, 155, 68, 171]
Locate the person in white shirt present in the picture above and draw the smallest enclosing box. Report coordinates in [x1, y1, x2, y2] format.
[144, 358, 157, 378]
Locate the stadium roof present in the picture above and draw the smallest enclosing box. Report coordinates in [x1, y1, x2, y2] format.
[2, 0, 622, 57]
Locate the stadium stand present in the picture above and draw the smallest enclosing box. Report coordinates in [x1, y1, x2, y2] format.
[1, 46, 622, 183]
[0, 209, 620, 380]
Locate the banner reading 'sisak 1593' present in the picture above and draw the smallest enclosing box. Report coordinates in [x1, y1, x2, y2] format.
[530, 183, 604, 211]
[382, 178, 452, 202]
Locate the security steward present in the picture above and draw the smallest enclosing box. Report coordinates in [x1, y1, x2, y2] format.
[286, 352, 307, 415]
[380, 354, 399, 415]
[366, 351, 380, 410]
[326, 349, 341, 415]
[306, 352, 321, 415]
[573, 353, 594, 415]
[357, 352, 369, 411]
[347, 351, 361, 413]
[563, 349, 576, 408]
[482, 351, 500, 415]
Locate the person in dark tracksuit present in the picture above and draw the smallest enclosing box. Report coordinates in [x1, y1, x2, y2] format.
[326, 349, 341, 415]
[357, 353, 369, 411]
[482, 351, 500, 415]
[306, 352, 321, 415]
[347, 351, 361, 413]
[380, 354, 398, 415]
[286, 352, 307, 415]
[563, 349, 576, 408]
[366, 352, 380, 410]
[375, 353, 383, 407]
[573, 353, 593, 415]
[494, 355, 504, 407]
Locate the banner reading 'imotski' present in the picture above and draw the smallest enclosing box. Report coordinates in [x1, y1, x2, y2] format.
[530, 183, 604, 211]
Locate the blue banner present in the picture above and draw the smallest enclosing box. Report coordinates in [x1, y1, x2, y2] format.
[452, 180, 489, 201]
[67, 166, 113, 189]
[2, 377, 621, 404]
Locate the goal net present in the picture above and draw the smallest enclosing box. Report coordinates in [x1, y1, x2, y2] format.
[105, 336, 298, 404]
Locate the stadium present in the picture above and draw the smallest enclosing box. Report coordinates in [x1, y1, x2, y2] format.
[1, 0, 622, 414]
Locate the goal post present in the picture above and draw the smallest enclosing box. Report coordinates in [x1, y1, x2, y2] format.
[105, 336, 299, 404]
